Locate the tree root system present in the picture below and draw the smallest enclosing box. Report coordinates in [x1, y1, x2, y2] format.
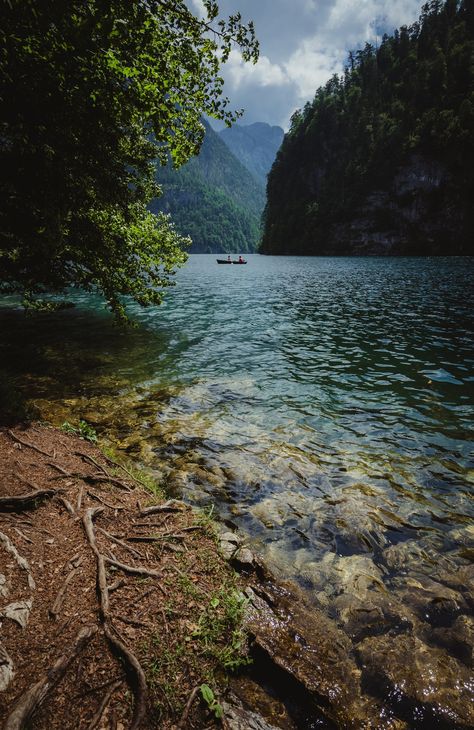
[0, 425, 248, 729]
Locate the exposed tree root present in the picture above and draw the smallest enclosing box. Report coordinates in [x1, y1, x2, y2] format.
[104, 556, 162, 579]
[86, 678, 123, 730]
[83, 475, 133, 492]
[97, 527, 144, 560]
[76, 452, 110, 477]
[47, 462, 71, 476]
[82, 508, 147, 730]
[0, 489, 61, 512]
[87, 491, 126, 511]
[57, 495, 75, 516]
[76, 485, 84, 511]
[0, 531, 35, 590]
[139, 501, 187, 517]
[7, 430, 52, 458]
[3, 624, 98, 730]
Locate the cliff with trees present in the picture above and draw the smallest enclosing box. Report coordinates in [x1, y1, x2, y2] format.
[261, 0, 474, 256]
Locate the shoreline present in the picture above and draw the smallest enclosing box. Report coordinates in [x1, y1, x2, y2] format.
[1, 421, 473, 729]
[0, 423, 255, 729]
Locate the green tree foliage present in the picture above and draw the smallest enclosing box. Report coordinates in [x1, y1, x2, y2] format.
[0, 0, 258, 317]
[261, 0, 474, 255]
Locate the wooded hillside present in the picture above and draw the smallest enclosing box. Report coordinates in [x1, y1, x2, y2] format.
[261, 0, 474, 255]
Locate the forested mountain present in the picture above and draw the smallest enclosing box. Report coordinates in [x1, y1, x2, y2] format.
[219, 122, 284, 185]
[150, 119, 265, 253]
[261, 0, 474, 256]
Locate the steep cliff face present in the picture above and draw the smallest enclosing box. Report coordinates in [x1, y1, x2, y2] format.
[261, 0, 474, 256]
[326, 156, 471, 255]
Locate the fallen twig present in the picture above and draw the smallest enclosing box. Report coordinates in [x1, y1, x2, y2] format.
[131, 586, 156, 607]
[113, 613, 150, 628]
[178, 685, 200, 728]
[49, 567, 79, 620]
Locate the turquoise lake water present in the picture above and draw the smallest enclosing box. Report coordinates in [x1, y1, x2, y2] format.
[1, 254, 473, 726]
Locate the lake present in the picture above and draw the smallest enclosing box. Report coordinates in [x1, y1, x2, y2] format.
[1, 254, 473, 726]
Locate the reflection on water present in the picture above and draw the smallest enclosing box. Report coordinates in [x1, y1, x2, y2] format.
[1, 255, 473, 726]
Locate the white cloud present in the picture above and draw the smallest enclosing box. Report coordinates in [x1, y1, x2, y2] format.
[215, 0, 424, 128]
[284, 44, 345, 100]
[188, 0, 207, 18]
[226, 50, 288, 89]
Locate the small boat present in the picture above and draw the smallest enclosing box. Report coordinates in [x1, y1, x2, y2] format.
[216, 258, 247, 264]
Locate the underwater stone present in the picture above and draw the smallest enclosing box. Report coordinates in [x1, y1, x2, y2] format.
[431, 614, 473, 667]
[223, 696, 281, 730]
[357, 633, 474, 727]
[244, 581, 362, 727]
[333, 594, 413, 644]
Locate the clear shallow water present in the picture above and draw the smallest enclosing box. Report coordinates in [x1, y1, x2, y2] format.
[1, 255, 474, 726]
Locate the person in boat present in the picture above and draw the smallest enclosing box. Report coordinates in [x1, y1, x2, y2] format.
[227, 255, 231, 261]
[238, 255, 243, 263]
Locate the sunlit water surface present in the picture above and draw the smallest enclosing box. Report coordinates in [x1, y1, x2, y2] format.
[1, 255, 473, 726]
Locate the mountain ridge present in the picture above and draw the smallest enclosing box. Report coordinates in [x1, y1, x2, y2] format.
[150, 119, 265, 253]
[219, 122, 284, 186]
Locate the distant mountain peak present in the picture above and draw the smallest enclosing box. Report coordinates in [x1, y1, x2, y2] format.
[219, 122, 284, 186]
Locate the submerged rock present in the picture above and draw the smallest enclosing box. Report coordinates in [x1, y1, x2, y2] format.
[430, 614, 474, 667]
[243, 581, 362, 727]
[223, 695, 282, 730]
[357, 633, 474, 727]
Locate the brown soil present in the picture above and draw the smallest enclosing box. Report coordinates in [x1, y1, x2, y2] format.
[0, 424, 248, 729]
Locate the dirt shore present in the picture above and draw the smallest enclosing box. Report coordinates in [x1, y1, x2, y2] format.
[0, 424, 249, 729]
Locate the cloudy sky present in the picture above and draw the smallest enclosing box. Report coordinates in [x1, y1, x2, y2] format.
[191, 0, 425, 130]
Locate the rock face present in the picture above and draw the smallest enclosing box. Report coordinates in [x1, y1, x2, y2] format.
[219, 122, 284, 186]
[325, 156, 470, 255]
[262, 153, 472, 255]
